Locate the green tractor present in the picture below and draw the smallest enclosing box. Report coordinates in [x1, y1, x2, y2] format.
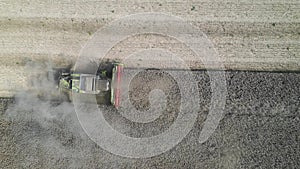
[58, 62, 124, 108]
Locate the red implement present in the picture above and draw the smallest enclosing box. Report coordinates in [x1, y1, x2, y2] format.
[111, 63, 123, 108]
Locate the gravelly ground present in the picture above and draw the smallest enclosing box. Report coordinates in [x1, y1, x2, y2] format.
[0, 70, 299, 169]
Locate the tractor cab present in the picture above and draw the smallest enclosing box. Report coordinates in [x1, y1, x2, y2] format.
[58, 62, 123, 108]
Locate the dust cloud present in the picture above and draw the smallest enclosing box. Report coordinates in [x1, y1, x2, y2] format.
[4, 61, 96, 168]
